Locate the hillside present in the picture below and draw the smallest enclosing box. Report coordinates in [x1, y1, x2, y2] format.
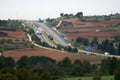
[46, 13, 120, 55]
[4, 48, 105, 64]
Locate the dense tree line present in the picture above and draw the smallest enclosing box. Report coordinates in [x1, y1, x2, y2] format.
[0, 56, 96, 79]
[27, 28, 34, 35]
[0, 56, 120, 80]
[75, 37, 120, 55]
[60, 12, 83, 19]
[0, 32, 8, 36]
[0, 20, 22, 31]
[0, 39, 12, 45]
[64, 46, 78, 53]
[100, 57, 120, 80]
[0, 20, 8, 26]
[76, 37, 89, 46]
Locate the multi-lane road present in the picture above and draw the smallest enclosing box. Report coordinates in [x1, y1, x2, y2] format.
[37, 22, 67, 47]
[27, 21, 67, 47]
[27, 22, 55, 47]
[25, 21, 120, 58]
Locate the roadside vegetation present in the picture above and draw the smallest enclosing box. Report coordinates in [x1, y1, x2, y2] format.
[0, 56, 120, 80]
[0, 20, 36, 55]
[0, 12, 120, 80]
[46, 12, 120, 55]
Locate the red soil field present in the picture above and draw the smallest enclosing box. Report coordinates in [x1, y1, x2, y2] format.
[62, 19, 105, 27]
[62, 19, 120, 27]
[73, 22, 105, 27]
[0, 30, 26, 41]
[4, 48, 104, 64]
[101, 20, 120, 25]
[3, 31, 25, 37]
[0, 37, 25, 41]
[59, 27, 107, 32]
[66, 31, 120, 39]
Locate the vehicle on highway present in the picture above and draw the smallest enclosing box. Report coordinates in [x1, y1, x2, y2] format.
[36, 31, 42, 35]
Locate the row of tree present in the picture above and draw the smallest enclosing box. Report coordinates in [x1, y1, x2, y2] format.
[60, 12, 83, 19]
[0, 32, 8, 36]
[75, 37, 120, 55]
[0, 56, 120, 80]
[0, 20, 22, 31]
[31, 33, 78, 53]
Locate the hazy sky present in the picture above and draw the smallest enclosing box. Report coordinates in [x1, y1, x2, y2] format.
[0, 0, 120, 20]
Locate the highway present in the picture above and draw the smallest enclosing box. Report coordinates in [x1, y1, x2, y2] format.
[26, 22, 55, 47]
[78, 49, 120, 58]
[34, 22, 67, 47]
[24, 21, 120, 59]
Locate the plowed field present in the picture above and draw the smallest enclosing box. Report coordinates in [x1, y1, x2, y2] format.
[66, 31, 120, 38]
[4, 48, 105, 64]
[0, 30, 26, 41]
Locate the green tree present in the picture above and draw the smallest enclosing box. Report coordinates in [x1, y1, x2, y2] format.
[60, 13, 64, 17]
[17, 56, 28, 68]
[0, 73, 18, 80]
[72, 59, 84, 76]
[43, 62, 62, 79]
[17, 68, 36, 80]
[6, 39, 13, 43]
[117, 43, 120, 55]
[115, 69, 120, 80]
[0, 68, 16, 75]
[0, 56, 15, 69]
[28, 28, 34, 35]
[91, 37, 98, 46]
[104, 15, 111, 20]
[76, 37, 89, 46]
[82, 60, 92, 73]
[58, 57, 71, 67]
[114, 36, 120, 42]
[4, 57, 15, 68]
[40, 72, 53, 80]
[0, 48, 4, 56]
[76, 12, 83, 18]
[100, 57, 118, 75]
[73, 48, 78, 53]
[58, 57, 72, 76]
[109, 57, 118, 75]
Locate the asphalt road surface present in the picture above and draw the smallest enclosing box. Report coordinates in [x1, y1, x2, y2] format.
[35, 22, 67, 47]
[27, 22, 55, 47]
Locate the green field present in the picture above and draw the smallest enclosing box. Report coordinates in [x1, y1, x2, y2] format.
[64, 77, 92, 80]
[101, 76, 114, 80]
[64, 76, 114, 80]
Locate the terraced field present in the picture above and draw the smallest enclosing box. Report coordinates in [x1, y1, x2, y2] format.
[58, 19, 120, 39]
[0, 30, 26, 41]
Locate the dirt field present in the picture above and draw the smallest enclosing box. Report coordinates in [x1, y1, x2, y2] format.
[66, 31, 120, 38]
[62, 18, 105, 27]
[59, 27, 107, 33]
[59, 18, 120, 39]
[4, 48, 105, 64]
[0, 30, 27, 41]
[62, 19, 120, 27]
[101, 20, 120, 25]
[3, 31, 25, 37]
